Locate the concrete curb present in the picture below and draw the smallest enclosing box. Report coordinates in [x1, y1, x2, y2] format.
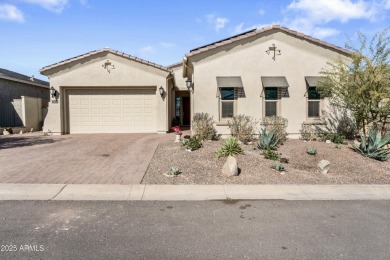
[0, 184, 390, 201]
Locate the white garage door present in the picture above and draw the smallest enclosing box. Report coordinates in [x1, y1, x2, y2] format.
[68, 89, 156, 133]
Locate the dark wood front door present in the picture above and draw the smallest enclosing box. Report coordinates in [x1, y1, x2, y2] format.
[182, 96, 191, 126]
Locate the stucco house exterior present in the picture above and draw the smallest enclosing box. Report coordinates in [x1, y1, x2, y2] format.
[0, 68, 49, 130]
[40, 50, 173, 134]
[40, 25, 351, 136]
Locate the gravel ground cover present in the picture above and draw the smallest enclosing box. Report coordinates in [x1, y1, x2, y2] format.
[142, 138, 390, 184]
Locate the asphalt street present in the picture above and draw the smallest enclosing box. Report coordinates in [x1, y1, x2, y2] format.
[0, 200, 389, 259]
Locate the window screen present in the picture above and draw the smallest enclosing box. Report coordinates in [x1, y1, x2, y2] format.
[265, 101, 277, 117]
[308, 101, 320, 117]
[220, 87, 235, 119]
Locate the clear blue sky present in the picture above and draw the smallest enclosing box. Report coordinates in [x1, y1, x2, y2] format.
[1, 0, 389, 80]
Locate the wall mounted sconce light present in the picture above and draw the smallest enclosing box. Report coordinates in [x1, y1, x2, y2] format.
[102, 59, 115, 73]
[266, 44, 281, 60]
[50, 86, 58, 103]
[159, 86, 165, 97]
[186, 79, 193, 92]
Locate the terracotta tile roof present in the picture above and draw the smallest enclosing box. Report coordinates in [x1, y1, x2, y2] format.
[0, 68, 49, 88]
[40, 48, 172, 74]
[186, 25, 352, 57]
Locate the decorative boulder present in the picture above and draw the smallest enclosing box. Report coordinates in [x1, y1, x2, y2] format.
[3, 130, 10, 136]
[222, 156, 238, 177]
[318, 160, 331, 174]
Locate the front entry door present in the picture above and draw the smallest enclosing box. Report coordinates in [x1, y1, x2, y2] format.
[182, 96, 191, 126]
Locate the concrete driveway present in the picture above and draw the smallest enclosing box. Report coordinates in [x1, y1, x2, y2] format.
[0, 133, 171, 184]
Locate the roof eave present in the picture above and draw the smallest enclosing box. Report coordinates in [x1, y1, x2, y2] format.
[185, 24, 352, 58]
[40, 48, 172, 76]
[0, 75, 49, 89]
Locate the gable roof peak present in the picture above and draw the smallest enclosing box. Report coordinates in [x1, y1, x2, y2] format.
[186, 24, 351, 57]
[40, 48, 172, 75]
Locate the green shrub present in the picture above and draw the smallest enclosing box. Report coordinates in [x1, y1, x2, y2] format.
[352, 129, 390, 161]
[300, 123, 320, 141]
[262, 149, 279, 160]
[260, 116, 288, 144]
[258, 128, 279, 150]
[319, 132, 345, 144]
[228, 114, 257, 144]
[306, 148, 317, 155]
[183, 135, 202, 151]
[192, 113, 218, 140]
[216, 136, 243, 158]
[271, 162, 285, 172]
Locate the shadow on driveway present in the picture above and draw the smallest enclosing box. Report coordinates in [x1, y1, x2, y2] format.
[0, 136, 61, 149]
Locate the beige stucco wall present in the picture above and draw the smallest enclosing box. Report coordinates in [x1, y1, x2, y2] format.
[42, 52, 171, 134]
[22, 96, 42, 131]
[187, 31, 350, 137]
[171, 64, 188, 91]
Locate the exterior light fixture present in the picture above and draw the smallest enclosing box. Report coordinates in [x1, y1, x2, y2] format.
[50, 86, 56, 98]
[50, 86, 58, 103]
[186, 79, 192, 92]
[266, 44, 281, 60]
[159, 86, 164, 97]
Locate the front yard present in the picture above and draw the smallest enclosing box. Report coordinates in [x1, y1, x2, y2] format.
[142, 138, 390, 185]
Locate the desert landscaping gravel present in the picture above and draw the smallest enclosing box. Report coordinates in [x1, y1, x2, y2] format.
[142, 138, 390, 185]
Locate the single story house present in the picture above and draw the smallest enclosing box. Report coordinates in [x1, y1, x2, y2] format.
[40, 25, 351, 137]
[0, 68, 49, 129]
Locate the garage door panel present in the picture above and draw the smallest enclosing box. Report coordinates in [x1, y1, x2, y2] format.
[68, 89, 156, 133]
[91, 108, 101, 114]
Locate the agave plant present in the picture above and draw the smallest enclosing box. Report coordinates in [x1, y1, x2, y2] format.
[306, 148, 317, 155]
[258, 128, 279, 150]
[352, 129, 390, 161]
[271, 162, 285, 172]
[167, 166, 181, 176]
[216, 136, 243, 158]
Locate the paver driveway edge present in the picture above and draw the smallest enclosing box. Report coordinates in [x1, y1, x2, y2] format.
[0, 184, 390, 201]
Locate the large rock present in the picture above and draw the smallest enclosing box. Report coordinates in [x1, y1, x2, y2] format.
[318, 160, 331, 174]
[222, 156, 238, 177]
[3, 130, 10, 136]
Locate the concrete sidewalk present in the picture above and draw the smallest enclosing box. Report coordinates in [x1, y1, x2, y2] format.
[0, 184, 390, 201]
